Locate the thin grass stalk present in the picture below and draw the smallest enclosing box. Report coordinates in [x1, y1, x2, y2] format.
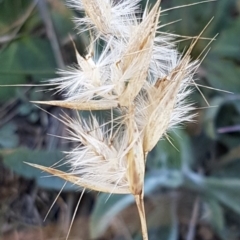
[135, 194, 148, 240]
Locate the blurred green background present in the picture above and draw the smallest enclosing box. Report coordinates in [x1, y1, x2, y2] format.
[0, 0, 240, 239]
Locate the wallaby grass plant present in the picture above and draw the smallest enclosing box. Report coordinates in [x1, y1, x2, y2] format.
[16, 0, 217, 239]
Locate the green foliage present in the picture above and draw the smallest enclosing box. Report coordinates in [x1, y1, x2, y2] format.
[147, 130, 193, 170]
[0, 37, 57, 101]
[0, 0, 33, 33]
[0, 123, 19, 148]
[204, 17, 240, 93]
[204, 97, 240, 148]
[90, 194, 134, 238]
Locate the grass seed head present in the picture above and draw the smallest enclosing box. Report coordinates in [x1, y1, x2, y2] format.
[31, 0, 204, 239]
[34, 0, 199, 203]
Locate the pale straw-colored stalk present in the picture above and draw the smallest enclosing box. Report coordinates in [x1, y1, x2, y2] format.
[27, 0, 209, 239]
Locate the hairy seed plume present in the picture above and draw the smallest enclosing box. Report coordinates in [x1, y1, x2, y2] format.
[29, 0, 211, 239]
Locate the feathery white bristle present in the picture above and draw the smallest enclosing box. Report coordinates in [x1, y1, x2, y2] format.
[45, 0, 200, 177]
[33, 1, 207, 238]
[43, 0, 200, 204]
[68, 0, 141, 38]
[61, 113, 130, 192]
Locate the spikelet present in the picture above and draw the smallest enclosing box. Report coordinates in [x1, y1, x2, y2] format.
[30, 0, 202, 239]
[68, 0, 141, 38]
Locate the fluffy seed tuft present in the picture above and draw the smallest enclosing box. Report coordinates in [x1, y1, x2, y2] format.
[31, 1, 206, 239]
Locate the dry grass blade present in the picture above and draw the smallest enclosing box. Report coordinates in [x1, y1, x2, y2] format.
[31, 100, 118, 110]
[118, 0, 161, 106]
[25, 163, 129, 194]
[140, 55, 192, 153]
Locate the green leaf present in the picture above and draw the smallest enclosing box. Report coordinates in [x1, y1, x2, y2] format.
[0, 37, 57, 101]
[186, 172, 240, 214]
[134, 200, 178, 240]
[134, 226, 178, 240]
[90, 193, 134, 239]
[208, 17, 240, 61]
[1, 148, 78, 191]
[203, 177, 240, 214]
[204, 58, 240, 93]
[203, 198, 225, 234]
[0, 123, 19, 148]
[51, 8, 75, 40]
[147, 129, 193, 171]
[203, 17, 240, 93]
[0, 0, 32, 33]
